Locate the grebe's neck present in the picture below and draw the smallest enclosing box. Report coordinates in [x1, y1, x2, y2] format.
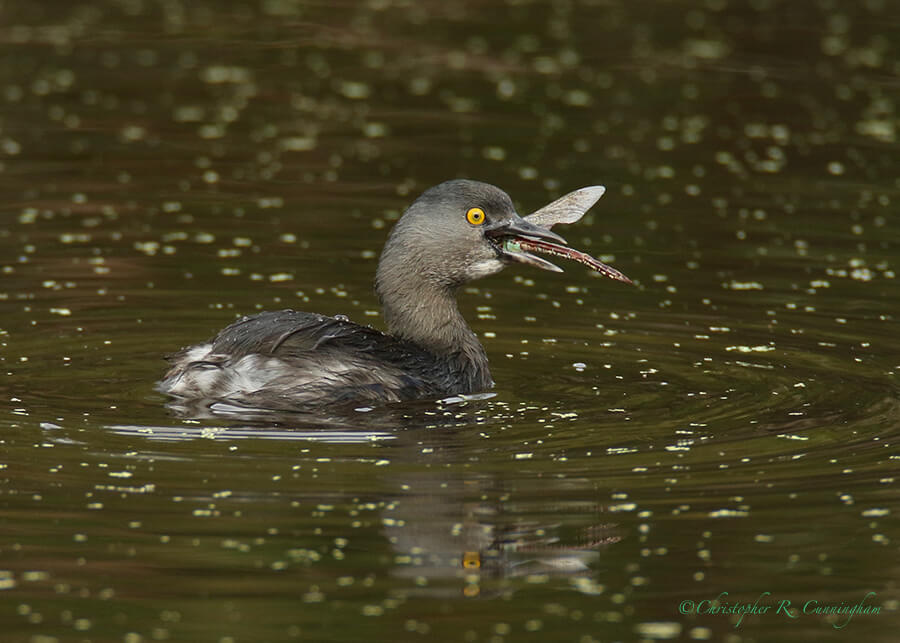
[375, 265, 491, 392]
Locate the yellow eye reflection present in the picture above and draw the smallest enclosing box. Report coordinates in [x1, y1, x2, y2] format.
[462, 551, 482, 569]
[466, 207, 486, 225]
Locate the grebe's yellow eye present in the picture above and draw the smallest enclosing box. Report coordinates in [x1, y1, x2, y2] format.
[466, 207, 486, 226]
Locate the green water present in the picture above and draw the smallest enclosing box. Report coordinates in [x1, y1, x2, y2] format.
[2, 1, 899, 641]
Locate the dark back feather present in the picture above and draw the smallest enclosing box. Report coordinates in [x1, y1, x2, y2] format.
[158, 310, 492, 410]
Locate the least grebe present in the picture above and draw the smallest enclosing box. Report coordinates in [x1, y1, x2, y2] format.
[157, 180, 631, 411]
